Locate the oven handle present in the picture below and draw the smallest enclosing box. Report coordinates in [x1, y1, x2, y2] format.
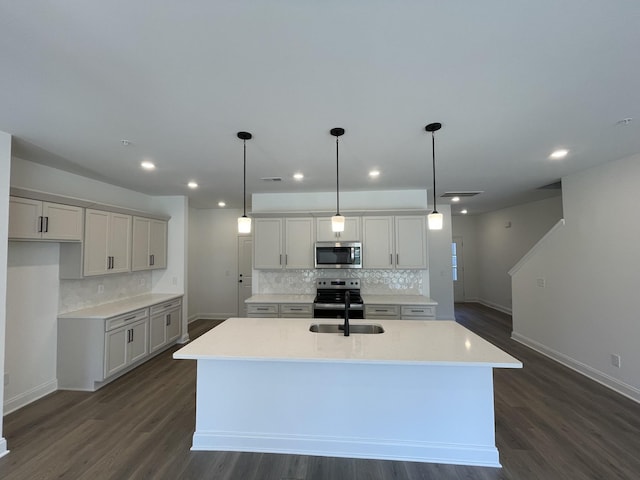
[314, 303, 364, 310]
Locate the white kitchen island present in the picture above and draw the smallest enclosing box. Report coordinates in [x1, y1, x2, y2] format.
[173, 318, 521, 467]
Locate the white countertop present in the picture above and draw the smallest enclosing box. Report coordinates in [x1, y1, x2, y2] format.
[58, 293, 183, 319]
[246, 294, 315, 304]
[245, 294, 436, 305]
[361, 294, 437, 305]
[174, 318, 521, 368]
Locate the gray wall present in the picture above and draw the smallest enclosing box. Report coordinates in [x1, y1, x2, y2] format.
[452, 195, 563, 312]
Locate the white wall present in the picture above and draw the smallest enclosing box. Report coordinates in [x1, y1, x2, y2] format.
[0, 131, 12, 457]
[511, 154, 640, 402]
[4, 158, 189, 416]
[188, 208, 244, 320]
[452, 195, 563, 313]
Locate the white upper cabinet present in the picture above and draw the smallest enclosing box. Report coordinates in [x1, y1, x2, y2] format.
[254, 217, 314, 269]
[362, 215, 427, 269]
[8, 196, 83, 241]
[84, 209, 132, 276]
[316, 217, 360, 242]
[132, 217, 168, 271]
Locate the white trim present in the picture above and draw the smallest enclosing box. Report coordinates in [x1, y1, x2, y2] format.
[3, 379, 58, 415]
[512, 332, 640, 404]
[0, 438, 8, 458]
[508, 219, 565, 276]
[477, 299, 512, 315]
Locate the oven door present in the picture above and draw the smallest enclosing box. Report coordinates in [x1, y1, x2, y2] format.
[313, 305, 364, 319]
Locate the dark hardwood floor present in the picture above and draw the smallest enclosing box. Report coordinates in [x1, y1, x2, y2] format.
[2, 304, 640, 479]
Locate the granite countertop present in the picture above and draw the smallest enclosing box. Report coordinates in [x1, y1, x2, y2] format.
[58, 293, 183, 319]
[174, 318, 521, 368]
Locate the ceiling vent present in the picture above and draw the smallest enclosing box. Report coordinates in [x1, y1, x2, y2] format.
[261, 177, 282, 182]
[537, 180, 562, 190]
[440, 191, 483, 198]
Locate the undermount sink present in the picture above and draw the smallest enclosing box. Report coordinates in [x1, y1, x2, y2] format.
[309, 323, 385, 334]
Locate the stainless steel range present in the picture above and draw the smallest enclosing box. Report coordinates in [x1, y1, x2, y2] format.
[313, 278, 364, 319]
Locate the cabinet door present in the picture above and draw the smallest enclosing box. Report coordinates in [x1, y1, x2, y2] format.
[128, 320, 149, 364]
[254, 218, 283, 269]
[395, 216, 427, 269]
[131, 217, 151, 271]
[109, 213, 132, 273]
[149, 312, 168, 353]
[84, 209, 111, 276]
[166, 307, 181, 343]
[284, 217, 314, 269]
[316, 217, 360, 242]
[8, 197, 43, 239]
[104, 327, 128, 377]
[362, 216, 394, 268]
[149, 219, 167, 269]
[42, 202, 83, 241]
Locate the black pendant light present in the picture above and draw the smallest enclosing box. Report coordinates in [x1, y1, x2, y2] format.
[237, 131, 252, 233]
[425, 122, 443, 230]
[330, 127, 346, 232]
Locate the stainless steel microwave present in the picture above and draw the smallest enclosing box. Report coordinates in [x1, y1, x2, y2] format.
[314, 242, 362, 269]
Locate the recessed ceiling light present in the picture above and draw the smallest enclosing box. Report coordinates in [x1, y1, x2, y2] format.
[451, 196, 460, 202]
[121, 139, 131, 146]
[188, 181, 198, 189]
[293, 173, 304, 180]
[218, 201, 226, 207]
[549, 149, 569, 160]
[141, 160, 155, 170]
[461, 209, 468, 215]
[369, 170, 380, 178]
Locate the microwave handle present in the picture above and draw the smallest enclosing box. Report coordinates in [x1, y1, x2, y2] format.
[351, 248, 355, 261]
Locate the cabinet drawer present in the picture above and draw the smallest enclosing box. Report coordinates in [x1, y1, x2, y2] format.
[280, 304, 312, 316]
[247, 304, 278, 315]
[401, 305, 435, 318]
[150, 298, 183, 315]
[365, 305, 399, 317]
[106, 308, 148, 331]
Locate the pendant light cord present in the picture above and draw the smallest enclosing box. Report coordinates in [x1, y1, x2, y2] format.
[335, 136, 340, 215]
[431, 132, 437, 213]
[243, 139, 247, 217]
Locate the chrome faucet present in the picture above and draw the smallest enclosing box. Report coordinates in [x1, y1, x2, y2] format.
[343, 290, 350, 336]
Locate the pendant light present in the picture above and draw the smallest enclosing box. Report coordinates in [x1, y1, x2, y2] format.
[237, 131, 252, 234]
[425, 122, 443, 230]
[330, 127, 346, 232]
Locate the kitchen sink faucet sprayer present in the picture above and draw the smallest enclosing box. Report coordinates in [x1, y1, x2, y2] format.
[344, 290, 350, 336]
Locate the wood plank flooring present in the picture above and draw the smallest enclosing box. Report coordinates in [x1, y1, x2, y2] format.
[1, 304, 640, 479]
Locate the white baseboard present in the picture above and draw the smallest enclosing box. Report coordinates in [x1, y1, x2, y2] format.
[512, 332, 640, 404]
[477, 298, 512, 315]
[0, 437, 8, 458]
[3, 379, 58, 415]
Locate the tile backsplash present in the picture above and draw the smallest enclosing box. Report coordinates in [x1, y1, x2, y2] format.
[256, 269, 424, 295]
[59, 271, 152, 314]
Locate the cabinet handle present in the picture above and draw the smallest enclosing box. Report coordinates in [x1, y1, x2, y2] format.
[396, 253, 399, 264]
[257, 307, 269, 311]
[279, 254, 282, 265]
[150, 254, 155, 266]
[285, 254, 288, 265]
[130, 329, 134, 342]
[38, 216, 43, 233]
[166, 314, 171, 326]
[127, 329, 131, 343]
[375, 309, 387, 312]
[124, 315, 136, 321]
[44, 216, 49, 233]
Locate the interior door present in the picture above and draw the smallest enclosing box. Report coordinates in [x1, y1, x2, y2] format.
[452, 236, 465, 302]
[237, 236, 253, 316]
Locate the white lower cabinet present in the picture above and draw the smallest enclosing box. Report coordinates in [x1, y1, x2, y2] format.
[57, 296, 183, 391]
[365, 304, 436, 320]
[247, 303, 312, 318]
[149, 298, 183, 353]
[364, 305, 400, 320]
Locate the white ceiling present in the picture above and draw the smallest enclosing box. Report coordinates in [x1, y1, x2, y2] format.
[1, 1, 639, 213]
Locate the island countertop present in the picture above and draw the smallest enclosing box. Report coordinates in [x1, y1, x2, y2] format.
[173, 318, 521, 368]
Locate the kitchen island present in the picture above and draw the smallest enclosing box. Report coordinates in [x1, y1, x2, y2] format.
[173, 318, 521, 467]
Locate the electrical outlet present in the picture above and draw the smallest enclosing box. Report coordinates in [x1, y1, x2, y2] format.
[97, 284, 104, 294]
[611, 354, 621, 368]
[536, 278, 546, 288]
[139, 277, 146, 286]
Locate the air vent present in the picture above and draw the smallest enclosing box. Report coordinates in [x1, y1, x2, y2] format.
[261, 177, 282, 182]
[537, 180, 562, 190]
[440, 191, 483, 198]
